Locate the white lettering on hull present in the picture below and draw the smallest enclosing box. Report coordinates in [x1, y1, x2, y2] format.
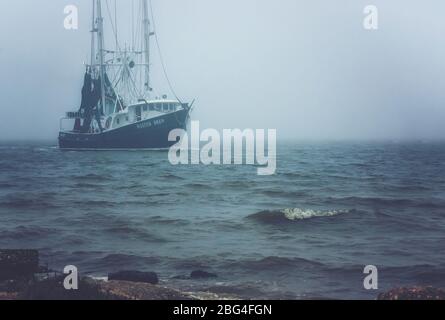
[136, 118, 165, 130]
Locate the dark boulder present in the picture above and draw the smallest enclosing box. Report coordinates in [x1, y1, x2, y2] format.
[0, 250, 39, 281]
[21, 276, 105, 300]
[108, 271, 159, 285]
[190, 270, 217, 279]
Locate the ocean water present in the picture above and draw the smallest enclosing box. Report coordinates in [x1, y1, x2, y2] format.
[1, 141, 445, 299]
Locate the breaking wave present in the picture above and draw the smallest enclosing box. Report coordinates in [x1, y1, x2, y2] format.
[247, 208, 350, 223]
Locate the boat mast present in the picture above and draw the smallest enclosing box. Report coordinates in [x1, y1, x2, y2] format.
[142, 0, 151, 98]
[96, 0, 106, 115]
[90, 1, 96, 67]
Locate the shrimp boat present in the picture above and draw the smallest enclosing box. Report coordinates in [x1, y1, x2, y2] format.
[59, 0, 192, 149]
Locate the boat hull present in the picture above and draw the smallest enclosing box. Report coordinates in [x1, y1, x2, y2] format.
[59, 109, 189, 149]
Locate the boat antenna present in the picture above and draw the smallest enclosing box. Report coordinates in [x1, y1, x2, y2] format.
[148, 0, 183, 104]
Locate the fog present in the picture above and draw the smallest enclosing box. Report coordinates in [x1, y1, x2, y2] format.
[1, 0, 445, 141]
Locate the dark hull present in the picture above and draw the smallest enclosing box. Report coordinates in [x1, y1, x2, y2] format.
[59, 109, 189, 149]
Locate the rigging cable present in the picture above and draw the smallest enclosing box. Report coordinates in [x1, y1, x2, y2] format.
[148, 0, 183, 103]
[131, 0, 135, 50]
[114, 0, 118, 49]
[105, 0, 120, 51]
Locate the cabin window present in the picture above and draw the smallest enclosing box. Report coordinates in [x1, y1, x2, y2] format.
[143, 105, 148, 112]
[155, 103, 161, 111]
[126, 116, 129, 122]
[149, 104, 155, 111]
[163, 104, 169, 111]
[116, 118, 120, 125]
[170, 104, 176, 111]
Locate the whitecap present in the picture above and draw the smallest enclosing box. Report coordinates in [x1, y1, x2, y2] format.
[281, 208, 348, 220]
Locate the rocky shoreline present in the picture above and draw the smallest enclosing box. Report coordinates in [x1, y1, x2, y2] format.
[0, 249, 235, 300]
[1, 250, 444, 300]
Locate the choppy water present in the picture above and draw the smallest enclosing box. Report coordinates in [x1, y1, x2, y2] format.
[1, 141, 445, 299]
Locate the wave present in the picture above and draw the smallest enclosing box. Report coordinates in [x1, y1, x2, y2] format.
[185, 183, 213, 190]
[73, 199, 117, 208]
[0, 163, 20, 172]
[159, 173, 184, 181]
[222, 181, 255, 189]
[105, 225, 168, 242]
[33, 147, 53, 152]
[73, 182, 103, 188]
[247, 208, 350, 224]
[0, 194, 59, 209]
[226, 256, 324, 271]
[0, 226, 58, 240]
[145, 216, 190, 226]
[171, 257, 216, 270]
[327, 196, 445, 209]
[100, 253, 161, 265]
[72, 173, 114, 182]
[259, 190, 309, 199]
[86, 253, 162, 273]
[324, 263, 445, 286]
[0, 183, 15, 188]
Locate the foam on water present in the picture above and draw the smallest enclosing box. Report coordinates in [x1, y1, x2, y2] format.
[281, 208, 348, 220]
[247, 208, 349, 224]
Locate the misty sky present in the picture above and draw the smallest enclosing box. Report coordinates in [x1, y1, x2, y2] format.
[1, 0, 445, 141]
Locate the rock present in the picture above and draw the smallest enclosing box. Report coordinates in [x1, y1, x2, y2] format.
[0, 292, 19, 300]
[190, 270, 217, 279]
[97, 280, 193, 300]
[378, 287, 445, 300]
[0, 279, 29, 294]
[108, 270, 159, 285]
[21, 276, 106, 300]
[18, 277, 194, 300]
[0, 250, 39, 280]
